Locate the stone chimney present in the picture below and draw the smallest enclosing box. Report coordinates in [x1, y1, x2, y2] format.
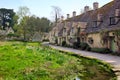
[84, 6, 89, 12]
[93, 2, 99, 10]
[73, 11, 76, 17]
[67, 14, 70, 19]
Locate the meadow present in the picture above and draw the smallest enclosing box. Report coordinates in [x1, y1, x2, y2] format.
[0, 41, 116, 80]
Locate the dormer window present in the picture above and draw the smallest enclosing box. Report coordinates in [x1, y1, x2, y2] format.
[110, 9, 120, 25]
[92, 14, 103, 27]
[110, 17, 116, 25]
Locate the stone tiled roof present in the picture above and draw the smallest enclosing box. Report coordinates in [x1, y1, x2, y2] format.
[100, 1, 120, 32]
[52, 0, 120, 35]
[66, 11, 93, 22]
[50, 22, 65, 37]
[65, 1, 119, 34]
[85, 1, 115, 33]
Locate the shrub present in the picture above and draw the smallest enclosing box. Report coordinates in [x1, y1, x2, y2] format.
[104, 48, 112, 53]
[42, 39, 49, 42]
[73, 42, 80, 49]
[91, 48, 112, 53]
[62, 41, 66, 47]
[7, 33, 19, 37]
[79, 42, 90, 50]
[86, 46, 91, 51]
[111, 52, 120, 56]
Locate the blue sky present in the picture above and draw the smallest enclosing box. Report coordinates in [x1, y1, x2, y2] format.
[0, 0, 112, 20]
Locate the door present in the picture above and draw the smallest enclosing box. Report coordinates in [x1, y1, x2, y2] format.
[111, 38, 116, 52]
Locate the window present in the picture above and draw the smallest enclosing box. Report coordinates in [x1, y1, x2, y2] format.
[88, 37, 94, 44]
[110, 16, 120, 25]
[64, 28, 66, 32]
[93, 21, 97, 28]
[110, 17, 116, 25]
[110, 9, 120, 25]
[93, 20, 103, 27]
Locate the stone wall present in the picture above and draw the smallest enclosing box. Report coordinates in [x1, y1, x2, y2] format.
[87, 33, 103, 48]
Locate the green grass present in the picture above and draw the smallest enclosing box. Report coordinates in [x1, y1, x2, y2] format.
[0, 41, 116, 80]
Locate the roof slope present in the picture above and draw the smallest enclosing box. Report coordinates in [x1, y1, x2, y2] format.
[66, 1, 119, 33]
[51, 0, 120, 35]
[85, 1, 115, 33]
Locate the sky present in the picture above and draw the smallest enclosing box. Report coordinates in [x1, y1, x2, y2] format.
[0, 0, 113, 20]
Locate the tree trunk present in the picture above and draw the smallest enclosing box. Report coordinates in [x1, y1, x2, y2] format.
[23, 26, 26, 41]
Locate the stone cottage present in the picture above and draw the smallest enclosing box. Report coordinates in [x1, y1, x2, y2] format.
[49, 0, 120, 53]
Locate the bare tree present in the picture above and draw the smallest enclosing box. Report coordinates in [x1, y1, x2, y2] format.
[17, 6, 30, 23]
[17, 6, 30, 41]
[51, 6, 62, 23]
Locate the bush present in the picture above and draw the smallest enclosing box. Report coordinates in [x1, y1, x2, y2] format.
[42, 39, 49, 42]
[73, 42, 80, 49]
[79, 42, 90, 50]
[62, 41, 66, 47]
[7, 33, 20, 37]
[111, 52, 120, 56]
[91, 48, 112, 53]
[86, 46, 91, 51]
[104, 48, 112, 53]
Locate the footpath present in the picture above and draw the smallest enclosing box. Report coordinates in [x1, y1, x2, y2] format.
[48, 44, 120, 80]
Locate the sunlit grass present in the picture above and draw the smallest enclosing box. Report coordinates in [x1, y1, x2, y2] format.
[0, 41, 116, 80]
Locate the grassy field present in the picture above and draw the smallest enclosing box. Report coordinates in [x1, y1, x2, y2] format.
[0, 41, 116, 80]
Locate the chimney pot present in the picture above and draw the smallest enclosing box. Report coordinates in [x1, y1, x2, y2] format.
[84, 6, 89, 12]
[93, 2, 99, 10]
[67, 14, 70, 19]
[73, 11, 76, 17]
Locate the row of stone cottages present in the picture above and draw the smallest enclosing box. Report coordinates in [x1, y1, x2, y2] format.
[49, 0, 120, 53]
